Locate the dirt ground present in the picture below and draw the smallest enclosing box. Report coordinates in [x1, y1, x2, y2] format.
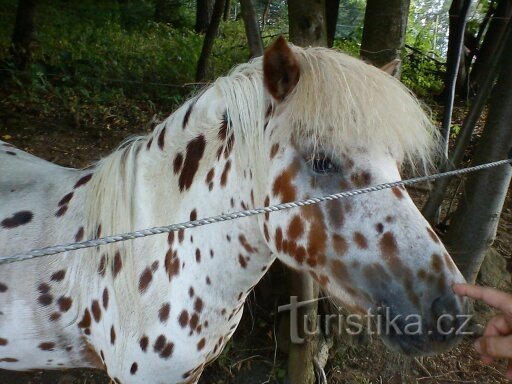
[0, 106, 511, 384]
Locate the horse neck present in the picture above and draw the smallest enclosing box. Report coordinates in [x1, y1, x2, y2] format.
[123, 92, 273, 310]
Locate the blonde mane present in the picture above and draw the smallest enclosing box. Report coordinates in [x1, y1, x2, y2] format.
[218, 44, 439, 174]
[83, 44, 439, 265]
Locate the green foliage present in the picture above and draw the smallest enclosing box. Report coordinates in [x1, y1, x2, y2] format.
[0, 0, 244, 132]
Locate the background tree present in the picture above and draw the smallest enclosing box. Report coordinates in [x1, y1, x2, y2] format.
[196, 0, 226, 81]
[286, 2, 327, 383]
[288, 0, 328, 47]
[195, 0, 215, 33]
[240, 0, 263, 57]
[326, 0, 340, 47]
[10, 0, 37, 70]
[470, 0, 512, 92]
[445, 27, 512, 283]
[360, 0, 410, 70]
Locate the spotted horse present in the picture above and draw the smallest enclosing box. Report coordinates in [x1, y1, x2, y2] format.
[0, 37, 467, 383]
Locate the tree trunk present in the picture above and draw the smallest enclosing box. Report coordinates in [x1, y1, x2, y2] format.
[439, 0, 472, 159]
[195, 0, 225, 81]
[325, 0, 340, 48]
[10, 0, 37, 70]
[445, 28, 512, 283]
[360, 0, 410, 70]
[154, 0, 182, 26]
[223, 0, 231, 21]
[195, 0, 215, 33]
[288, 0, 328, 47]
[286, 4, 327, 383]
[240, 0, 263, 57]
[287, 271, 319, 384]
[422, 23, 508, 222]
[470, 0, 512, 92]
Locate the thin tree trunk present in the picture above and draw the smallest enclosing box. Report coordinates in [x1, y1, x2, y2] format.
[470, 0, 512, 92]
[10, 0, 37, 70]
[288, 0, 327, 47]
[195, 0, 225, 81]
[360, 0, 410, 70]
[223, 0, 231, 21]
[240, 0, 263, 57]
[440, 0, 472, 160]
[287, 271, 319, 384]
[325, 0, 340, 48]
[445, 27, 512, 283]
[195, 0, 215, 33]
[261, 0, 271, 31]
[286, 3, 327, 383]
[422, 24, 508, 221]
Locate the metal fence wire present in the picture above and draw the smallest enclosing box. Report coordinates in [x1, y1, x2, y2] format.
[1, 157, 511, 265]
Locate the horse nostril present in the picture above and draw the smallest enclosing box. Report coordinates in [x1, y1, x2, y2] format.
[431, 294, 459, 338]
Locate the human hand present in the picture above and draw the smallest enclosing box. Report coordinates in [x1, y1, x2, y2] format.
[453, 283, 512, 379]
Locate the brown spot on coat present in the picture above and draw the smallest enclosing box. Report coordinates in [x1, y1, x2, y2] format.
[353, 232, 368, 249]
[239, 235, 255, 253]
[91, 300, 101, 322]
[74, 174, 93, 189]
[183, 102, 194, 129]
[173, 153, 184, 174]
[391, 187, 404, 199]
[57, 296, 72, 312]
[102, 288, 109, 309]
[0, 358, 18, 362]
[113, 251, 122, 278]
[272, 159, 300, 203]
[351, 171, 372, 187]
[51, 270, 66, 282]
[55, 205, 68, 217]
[197, 338, 206, 350]
[130, 362, 138, 375]
[194, 298, 203, 313]
[220, 160, 232, 187]
[179, 310, 189, 327]
[110, 326, 116, 345]
[0, 338, 7, 346]
[139, 336, 149, 352]
[179, 135, 206, 191]
[287, 216, 304, 239]
[38, 342, 55, 351]
[431, 253, 443, 273]
[159, 302, 171, 323]
[139, 268, 153, 293]
[327, 200, 344, 228]
[58, 192, 74, 207]
[332, 234, 348, 256]
[75, 227, 84, 242]
[270, 143, 280, 159]
[1, 211, 33, 228]
[0, 283, 7, 292]
[78, 309, 92, 329]
[158, 127, 166, 149]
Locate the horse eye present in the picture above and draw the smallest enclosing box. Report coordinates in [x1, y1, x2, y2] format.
[312, 156, 336, 174]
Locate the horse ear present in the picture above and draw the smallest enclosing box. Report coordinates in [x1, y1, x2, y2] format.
[263, 36, 300, 101]
[380, 59, 401, 76]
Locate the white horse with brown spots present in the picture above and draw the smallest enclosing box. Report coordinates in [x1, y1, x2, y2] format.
[0, 37, 467, 383]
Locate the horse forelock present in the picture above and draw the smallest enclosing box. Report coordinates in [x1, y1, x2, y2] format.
[80, 44, 439, 286]
[217, 45, 440, 174]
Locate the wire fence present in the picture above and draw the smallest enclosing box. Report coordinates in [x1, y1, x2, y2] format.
[1, 157, 511, 265]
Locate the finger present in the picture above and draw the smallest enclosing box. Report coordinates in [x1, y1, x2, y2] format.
[484, 315, 512, 337]
[453, 283, 512, 313]
[475, 335, 512, 359]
